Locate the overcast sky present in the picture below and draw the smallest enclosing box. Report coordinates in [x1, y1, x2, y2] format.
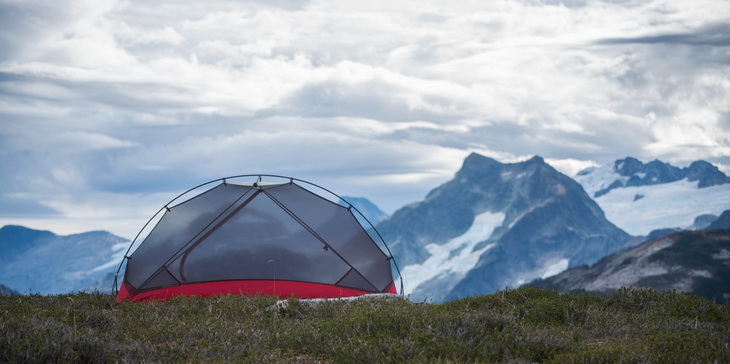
[1, 0, 729, 238]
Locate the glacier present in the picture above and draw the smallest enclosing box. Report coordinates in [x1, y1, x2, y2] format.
[401, 211, 504, 296]
[593, 179, 730, 236]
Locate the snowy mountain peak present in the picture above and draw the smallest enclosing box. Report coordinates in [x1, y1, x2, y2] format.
[447, 152, 502, 185]
[614, 157, 683, 183]
[579, 157, 730, 198]
[531, 229, 730, 303]
[575, 157, 730, 236]
[685, 160, 730, 188]
[378, 153, 630, 302]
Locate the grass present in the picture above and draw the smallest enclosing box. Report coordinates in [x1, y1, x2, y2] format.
[1, 287, 728, 363]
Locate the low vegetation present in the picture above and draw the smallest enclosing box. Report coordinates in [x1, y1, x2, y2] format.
[1, 287, 728, 363]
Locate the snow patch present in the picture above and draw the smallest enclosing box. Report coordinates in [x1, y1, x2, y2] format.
[574, 164, 627, 197]
[401, 211, 505, 295]
[500, 171, 528, 181]
[89, 257, 122, 273]
[90, 242, 129, 273]
[712, 249, 730, 260]
[541, 258, 569, 279]
[112, 242, 128, 252]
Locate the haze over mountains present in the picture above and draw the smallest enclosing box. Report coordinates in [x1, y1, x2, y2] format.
[0, 225, 127, 295]
[340, 196, 388, 226]
[1, 153, 729, 302]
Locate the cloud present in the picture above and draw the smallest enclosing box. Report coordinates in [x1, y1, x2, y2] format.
[55, 131, 137, 151]
[596, 22, 730, 46]
[546, 158, 598, 177]
[0, 0, 729, 237]
[87, 122, 469, 193]
[0, 194, 60, 217]
[275, 78, 465, 122]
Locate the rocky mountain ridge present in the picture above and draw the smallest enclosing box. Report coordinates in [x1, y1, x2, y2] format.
[0, 225, 128, 294]
[575, 157, 730, 236]
[3, 154, 728, 302]
[530, 226, 730, 303]
[378, 153, 632, 302]
[580, 157, 730, 198]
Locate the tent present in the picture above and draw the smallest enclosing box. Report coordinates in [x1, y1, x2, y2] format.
[114, 175, 402, 301]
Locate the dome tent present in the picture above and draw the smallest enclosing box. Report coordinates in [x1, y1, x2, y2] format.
[113, 175, 402, 301]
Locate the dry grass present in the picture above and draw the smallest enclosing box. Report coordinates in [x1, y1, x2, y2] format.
[1, 287, 728, 363]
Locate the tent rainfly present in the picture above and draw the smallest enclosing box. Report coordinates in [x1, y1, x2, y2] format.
[114, 175, 402, 301]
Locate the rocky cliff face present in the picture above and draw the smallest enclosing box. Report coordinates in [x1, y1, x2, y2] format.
[530, 229, 730, 304]
[378, 153, 631, 302]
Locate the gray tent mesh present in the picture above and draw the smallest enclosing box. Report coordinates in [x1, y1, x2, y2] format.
[113, 175, 403, 296]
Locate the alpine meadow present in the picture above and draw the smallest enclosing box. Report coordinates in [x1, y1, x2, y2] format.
[2, 287, 729, 363]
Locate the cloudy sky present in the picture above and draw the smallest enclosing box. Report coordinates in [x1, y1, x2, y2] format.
[1, 0, 729, 238]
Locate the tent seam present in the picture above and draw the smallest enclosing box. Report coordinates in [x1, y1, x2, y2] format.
[264, 189, 380, 292]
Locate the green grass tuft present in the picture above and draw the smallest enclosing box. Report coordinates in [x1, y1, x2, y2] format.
[1, 287, 728, 363]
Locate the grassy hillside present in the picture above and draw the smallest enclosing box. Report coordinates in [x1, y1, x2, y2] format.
[1, 287, 728, 363]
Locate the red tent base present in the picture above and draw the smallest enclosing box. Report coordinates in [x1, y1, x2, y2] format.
[116, 280, 397, 302]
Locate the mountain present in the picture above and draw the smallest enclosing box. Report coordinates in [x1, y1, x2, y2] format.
[575, 157, 730, 236]
[530, 229, 730, 303]
[340, 196, 388, 226]
[707, 210, 730, 230]
[579, 157, 730, 198]
[0, 225, 56, 265]
[0, 225, 128, 294]
[0, 283, 18, 295]
[691, 214, 719, 230]
[377, 153, 632, 302]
